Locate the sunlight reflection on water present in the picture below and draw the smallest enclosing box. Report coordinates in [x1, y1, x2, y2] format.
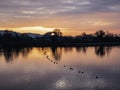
[0, 46, 119, 90]
[55, 79, 66, 89]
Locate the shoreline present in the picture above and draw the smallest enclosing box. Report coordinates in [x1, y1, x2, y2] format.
[0, 42, 120, 48]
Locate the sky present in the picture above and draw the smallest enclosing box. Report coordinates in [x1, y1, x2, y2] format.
[0, 0, 120, 35]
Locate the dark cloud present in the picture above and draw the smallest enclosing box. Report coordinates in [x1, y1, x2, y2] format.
[0, 0, 120, 16]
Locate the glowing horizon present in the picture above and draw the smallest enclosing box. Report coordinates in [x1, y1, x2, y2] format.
[0, 26, 120, 36]
[0, 26, 68, 35]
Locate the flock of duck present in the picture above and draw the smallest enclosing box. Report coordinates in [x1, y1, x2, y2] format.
[43, 51, 99, 79]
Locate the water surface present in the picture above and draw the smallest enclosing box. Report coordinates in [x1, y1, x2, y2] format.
[0, 46, 120, 90]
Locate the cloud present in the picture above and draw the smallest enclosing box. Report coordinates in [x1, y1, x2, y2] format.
[0, 0, 120, 32]
[0, 0, 120, 16]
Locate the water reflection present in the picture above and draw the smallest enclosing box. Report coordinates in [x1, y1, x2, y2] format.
[0, 46, 119, 90]
[0, 47, 32, 63]
[0, 46, 113, 63]
[75, 46, 88, 53]
[95, 46, 112, 57]
[50, 47, 62, 61]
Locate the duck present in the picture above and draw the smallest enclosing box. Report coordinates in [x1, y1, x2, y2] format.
[96, 77, 99, 79]
[81, 72, 84, 74]
[70, 67, 74, 70]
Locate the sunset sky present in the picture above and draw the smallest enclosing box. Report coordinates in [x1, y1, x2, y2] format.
[0, 0, 120, 35]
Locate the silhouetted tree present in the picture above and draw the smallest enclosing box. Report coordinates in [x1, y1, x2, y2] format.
[53, 29, 62, 36]
[95, 30, 105, 38]
[81, 32, 87, 37]
[0, 29, 120, 47]
[50, 29, 62, 43]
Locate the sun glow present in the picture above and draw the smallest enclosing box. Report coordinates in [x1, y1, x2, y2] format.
[15, 26, 55, 32]
[0, 26, 69, 35]
[0, 26, 56, 34]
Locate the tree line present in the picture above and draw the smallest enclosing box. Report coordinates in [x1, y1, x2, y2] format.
[0, 29, 120, 47]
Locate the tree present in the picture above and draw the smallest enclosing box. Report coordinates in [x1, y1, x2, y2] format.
[53, 29, 62, 37]
[95, 30, 105, 38]
[81, 32, 87, 37]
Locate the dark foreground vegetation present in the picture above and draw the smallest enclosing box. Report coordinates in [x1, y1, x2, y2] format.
[0, 29, 120, 47]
